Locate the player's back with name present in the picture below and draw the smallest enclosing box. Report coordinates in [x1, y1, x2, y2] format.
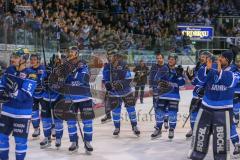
[198, 64, 238, 109]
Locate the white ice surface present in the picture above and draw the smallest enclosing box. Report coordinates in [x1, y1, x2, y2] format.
[7, 90, 240, 160]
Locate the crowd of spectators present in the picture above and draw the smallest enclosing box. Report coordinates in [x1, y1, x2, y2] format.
[0, 0, 239, 50]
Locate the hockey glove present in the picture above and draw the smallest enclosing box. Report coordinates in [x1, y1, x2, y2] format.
[186, 66, 194, 81]
[234, 93, 240, 100]
[194, 86, 205, 98]
[112, 81, 124, 90]
[105, 82, 112, 91]
[195, 62, 201, 72]
[176, 65, 184, 76]
[35, 84, 44, 93]
[0, 89, 10, 103]
[157, 80, 170, 89]
[5, 77, 18, 94]
[157, 80, 172, 94]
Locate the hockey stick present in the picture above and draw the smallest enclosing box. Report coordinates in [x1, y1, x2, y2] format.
[41, 31, 55, 134]
[148, 64, 172, 115]
[0, 102, 2, 117]
[149, 106, 154, 115]
[63, 62, 87, 148]
[182, 97, 201, 128]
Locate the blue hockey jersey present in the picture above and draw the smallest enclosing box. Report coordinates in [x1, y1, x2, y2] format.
[0, 66, 37, 118]
[102, 61, 132, 97]
[231, 64, 240, 94]
[42, 68, 59, 102]
[160, 67, 185, 101]
[64, 62, 92, 102]
[197, 64, 238, 109]
[149, 63, 169, 88]
[31, 64, 46, 99]
[192, 64, 206, 99]
[149, 63, 185, 101]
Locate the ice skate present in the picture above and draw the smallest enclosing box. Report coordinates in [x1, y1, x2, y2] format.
[40, 137, 51, 149]
[69, 141, 79, 152]
[151, 127, 162, 140]
[32, 128, 40, 139]
[113, 128, 120, 136]
[55, 139, 61, 150]
[85, 141, 93, 154]
[101, 114, 112, 124]
[168, 128, 174, 140]
[132, 126, 140, 137]
[185, 129, 193, 139]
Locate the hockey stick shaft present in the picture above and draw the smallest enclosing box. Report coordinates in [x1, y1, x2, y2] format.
[42, 30, 55, 128]
[149, 106, 154, 115]
[0, 103, 2, 117]
[182, 98, 201, 128]
[76, 113, 85, 144]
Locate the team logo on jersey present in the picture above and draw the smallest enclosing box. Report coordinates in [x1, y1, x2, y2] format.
[20, 72, 27, 78]
[38, 70, 44, 74]
[78, 62, 84, 68]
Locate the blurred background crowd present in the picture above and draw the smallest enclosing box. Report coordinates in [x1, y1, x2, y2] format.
[0, 0, 239, 51]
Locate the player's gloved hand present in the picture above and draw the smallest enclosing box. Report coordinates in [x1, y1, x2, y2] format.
[176, 65, 184, 76]
[195, 62, 201, 72]
[186, 66, 194, 81]
[194, 86, 205, 98]
[5, 77, 18, 95]
[35, 84, 44, 93]
[105, 82, 112, 91]
[112, 81, 123, 90]
[0, 89, 10, 103]
[234, 93, 240, 100]
[43, 78, 49, 89]
[233, 115, 239, 125]
[157, 80, 170, 89]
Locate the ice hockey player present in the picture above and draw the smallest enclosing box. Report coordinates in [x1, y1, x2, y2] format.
[0, 48, 37, 160]
[133, 59, 149, 104]
[230, 54, 240, 155]
[39, 56, 63, 149]
[149, 53, 185, 140]
[189, 50, 238, 160]
[30, 53, 46, 138]
[101, 51, 113, 124]
[185, 51, 209, 138]
[102, 51, 140, 137]
[63, 46, 94, 153]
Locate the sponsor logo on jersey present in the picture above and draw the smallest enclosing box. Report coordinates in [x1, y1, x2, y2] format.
[71, 81, 81, 86]
[211, 84, 227, 91]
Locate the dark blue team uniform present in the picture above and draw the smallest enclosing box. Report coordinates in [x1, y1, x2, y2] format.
[102, 61, 138, 130]
[64, 62, 93, 143]
[189, 63, 238, 160]
[0, 66, 37, 160]
[31, 65, 46, 130]
[149, 64, 185, 130]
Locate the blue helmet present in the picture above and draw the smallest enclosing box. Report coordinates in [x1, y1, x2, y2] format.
[12, 48, 30, 60]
